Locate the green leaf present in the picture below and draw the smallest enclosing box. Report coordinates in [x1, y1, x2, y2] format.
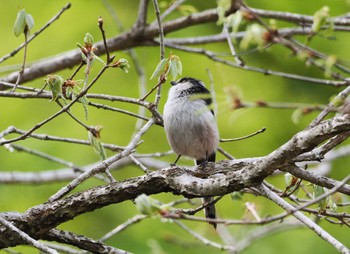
[13, 9, 26, 37]
[13, 9, 34, 37]
[150, 58, 168, 80]
[84, 33, 94, 47]
[324, 55, 336, 78]
[169, 55, 182, 80]
[175, 57, 182, 77]
[240, 24, 266, 50]
[25, 13, 34, 31]
[216, 0, 231, 25]
[118, 58, 130, 73]
[88, 127, 106, 160]
[311, 6, 330, 33]
[79, 96, 89, 121]
[135, 194, 163, 216]
[227, 10, 243, 34]
[169, 58, 176, 80]
[291, 108, 303, 124]
[313, 184, 327, 211]
[93, 54, 106, 65]
[45, 75, 64, 101]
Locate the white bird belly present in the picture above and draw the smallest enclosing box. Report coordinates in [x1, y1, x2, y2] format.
[163, 99, 219, 161]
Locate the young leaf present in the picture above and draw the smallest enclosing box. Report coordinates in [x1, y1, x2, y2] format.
[291, 108, 303, 124]
[169, 55, 182, 80]
[13, 9, 34, 37]
[313, 184, 327, 211]
[45, 75, 64, 101]
[84, 33, 94, 48]
[79, 96, 89, 121]
[88, 126, 106, 160]
[240, 24, 266, 50]
[93, 54, 106, 65]
[226, 10, 243, 34]
[118, 58, 130, 73]
[216, 0, 231, 25]
[13, 9, 26, 37]
[311, 6, 330, 33]
[135, 194, 163, 216]
[150, 58, 168, 80]
[25, 13, 34, 31]
[324, 55, 336, 78]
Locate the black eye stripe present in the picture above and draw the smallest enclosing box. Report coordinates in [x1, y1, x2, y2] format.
[178, 77, 203, 86]
[174, 77, 212, 106]
[179, 87, 212, 105]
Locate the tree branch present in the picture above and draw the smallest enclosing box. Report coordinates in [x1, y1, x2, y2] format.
[1, 113, 349, 248]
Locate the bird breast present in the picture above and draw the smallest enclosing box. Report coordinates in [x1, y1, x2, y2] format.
[163, 97, 219, 161]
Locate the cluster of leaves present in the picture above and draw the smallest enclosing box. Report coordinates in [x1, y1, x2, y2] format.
[150, 52, 182, 81]
[42, 32, 130, 161]
[44, 75, 89, 120]
[77, 33, 105, 67]
[13, 9, 34, 37]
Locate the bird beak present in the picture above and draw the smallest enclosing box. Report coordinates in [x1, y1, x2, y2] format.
[170, 81, 177, 86]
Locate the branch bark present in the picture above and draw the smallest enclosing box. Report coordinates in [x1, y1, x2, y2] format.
[1, 114, 349, 248]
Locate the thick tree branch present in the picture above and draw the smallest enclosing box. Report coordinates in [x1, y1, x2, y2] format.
[0, 114, 349, 248]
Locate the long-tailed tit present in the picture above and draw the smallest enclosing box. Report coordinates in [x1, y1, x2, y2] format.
[163, 77, 219, 228]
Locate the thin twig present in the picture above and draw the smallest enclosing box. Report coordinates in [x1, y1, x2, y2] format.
[310, 85, 350, 127]
[139, 77, 165, 101]
[48, 118, 155, 201]
[55, 100, 91, 131]
[220, 127, 266, 142]
[165, 42, 347, 87]
[152, 0, 165, 60]
[68, 62, 84, 80]
[0, 126, 124, 151]
[0, 216, 59, 254]
[151, 0, 166, 106]
[8, 143, 80, 170]
[12, 31, 28, 92]
[103, 0, 148, 134]
[98, 17, 112, 64]
[0, 3, 71, 64]
[217, 147, 235, 159]
[235, 221, 303, 252]
[129, 154, 150, 173]
[223, 22, 244, 66]
[150, 0, 186, 26]
[257, 184, 350, 254]
[290, 174, 350, 214]
[173, 221, 237, 252]
[0, 65, 109, 146]
[99, 215, 148, 241]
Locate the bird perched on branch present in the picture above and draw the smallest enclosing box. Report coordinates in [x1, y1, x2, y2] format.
[163, 77, 219, 228]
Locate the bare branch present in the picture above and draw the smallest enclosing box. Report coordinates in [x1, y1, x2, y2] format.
[257, 184, 350, 254]
[0, 216, 58, 254]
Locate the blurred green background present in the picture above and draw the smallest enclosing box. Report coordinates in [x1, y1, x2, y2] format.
[0, 0, 350, 253]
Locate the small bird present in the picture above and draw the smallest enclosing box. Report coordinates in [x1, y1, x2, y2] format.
[163, 77, 219, 228]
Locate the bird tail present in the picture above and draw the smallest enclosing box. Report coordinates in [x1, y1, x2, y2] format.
[196, 153, 217, 229]
[203, 197, 217, 229]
